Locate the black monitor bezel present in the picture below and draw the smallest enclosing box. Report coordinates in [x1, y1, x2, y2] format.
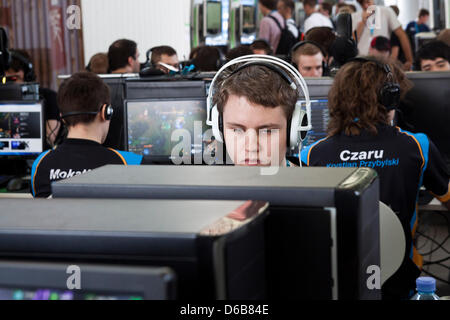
[0, 100, 45, 160]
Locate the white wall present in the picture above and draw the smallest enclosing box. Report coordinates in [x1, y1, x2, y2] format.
[81, 0, 192, 64]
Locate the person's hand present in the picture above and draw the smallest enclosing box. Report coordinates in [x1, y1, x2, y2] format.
[403, 61, 413, 71]
[362, 9, 375, 23]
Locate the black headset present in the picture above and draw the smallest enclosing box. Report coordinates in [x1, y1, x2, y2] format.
[350, 57, 401, 111]
[10, 50, 36, 82]
[0, 27, 11, 75]
[289, 41, 330, 76]
[61, 104, 114, 121]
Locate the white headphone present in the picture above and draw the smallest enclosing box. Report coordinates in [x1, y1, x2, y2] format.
[206, 54, 312, 151]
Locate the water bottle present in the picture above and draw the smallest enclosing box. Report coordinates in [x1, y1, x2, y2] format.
[410, 277, 440, 300]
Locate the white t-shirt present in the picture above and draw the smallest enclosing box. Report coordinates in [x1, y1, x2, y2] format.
[304, 12, 334, 34]
[287, 18, 299, 39]
[352, 6, 401, 55]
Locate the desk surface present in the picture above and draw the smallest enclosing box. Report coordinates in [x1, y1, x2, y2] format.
[419, 198, 447, 212]
[0, 193, 33, 199]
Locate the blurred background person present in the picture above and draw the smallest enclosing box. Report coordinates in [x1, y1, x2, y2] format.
[150, 46, 180, 74]
[414, 41, 450, 72]
[277, 0, 299, 40]
[437, 29, 450, 47]
[291, 42, 325, 77]
[192, 46, 221, 72]
[303, 0, 333, 34]
[258, 0, 285, 54]
[108, 39, 141, 74]
[353, 0, 413, 70]
[369, 36, 391, 59]
[250, 39, 273, 55]
[225, 45, 254, 62]
[86, 53, 109, 74]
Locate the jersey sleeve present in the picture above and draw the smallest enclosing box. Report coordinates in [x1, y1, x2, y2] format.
[300, 146, 312, 166]
[117, 151, 144, 165]
[31, 150, 52, 198]
[423, 141, 450, 201]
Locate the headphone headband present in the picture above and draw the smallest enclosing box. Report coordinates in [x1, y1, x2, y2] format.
[62, 105, 113, 120]
[349, 57, 401, 111]
[290, 41, 327, 60]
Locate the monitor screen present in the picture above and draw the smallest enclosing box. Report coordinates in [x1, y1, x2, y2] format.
[242, 5, 256, 34]
[302, 99, 330, 149]
[0, 102, 43, 156]
[126, 99, 208, 159]
[0, 287, 143, 300]
[206, 1, 222, 34]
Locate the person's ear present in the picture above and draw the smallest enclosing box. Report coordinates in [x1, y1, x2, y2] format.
[128, 56, 135, 67]
[99, 104, 108, 121]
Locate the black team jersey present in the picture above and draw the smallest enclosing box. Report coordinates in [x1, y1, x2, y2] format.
[31, 139, 143, 198]
[301, 124, 450, 299]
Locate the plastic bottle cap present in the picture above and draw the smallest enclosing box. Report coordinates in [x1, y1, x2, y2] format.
[416, 277, 436, 293]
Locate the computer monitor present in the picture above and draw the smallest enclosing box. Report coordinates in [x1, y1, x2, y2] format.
[126, 99, 208, 161]
[0, 198, 268, 300]
[0, 101, 44, 157]
[206, 1, 222, 35]
[402, 72, 450, 166]
[242, 5, 256, 35]
[302, 98, 330, 149]
[52, 165, 381, 300]
[0, 261, 176, 300]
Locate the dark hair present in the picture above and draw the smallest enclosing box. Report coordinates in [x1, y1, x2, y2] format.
[327, 59, 400, 136]
[305, 27, 336, 57]
[348, 4, 357, 12]
[226, 45, 254, 62]
[370, 36, 391, 52]
[213, 65, 298, 121]
[259, 0, 279, 11]
[250, 39, 273, 55]
[107, 39, 137, 72]
[193, 46, 221, 72]
[58, 72, 111, 127]
[419, 9, 430, 18]
[280, 0, 295, 12]
[8, 49, 31, 72]
[390, 5, 400, 16]
[303, 0, 317, 8]
[320, 2, 332, 15]
[415, 41, 450, 70]
[189, 46, 203, 60]
[150, 46, 177, 65]
[87, 53, 109, 74]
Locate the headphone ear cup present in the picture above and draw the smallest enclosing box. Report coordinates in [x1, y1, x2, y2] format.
[211, 105, 223, 143]
[289, 104, 308, 149]
[104, 105, 114, 121]
[380, 82, 401, 111]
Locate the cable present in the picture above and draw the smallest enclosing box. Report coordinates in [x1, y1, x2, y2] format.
[423, 255, 450, 266]
[416, 232, 450, 256]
